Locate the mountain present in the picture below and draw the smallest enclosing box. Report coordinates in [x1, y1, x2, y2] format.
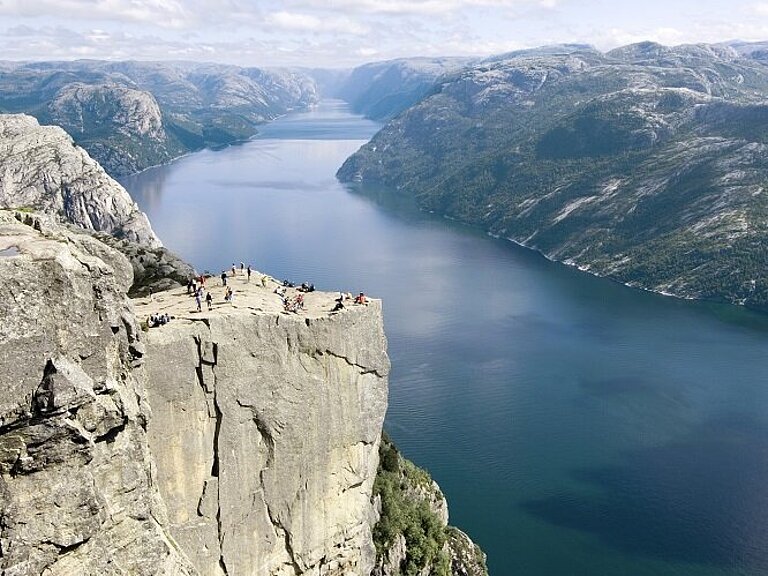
[0, 60, 319, 176]
[338, 42, 768, 310]
[331, 57, 473, 120]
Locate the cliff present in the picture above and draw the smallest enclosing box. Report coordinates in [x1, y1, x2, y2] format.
[0, 114, 160, 248]
[0, 210, 193, 575]
[0, 210, 391, 575]
[134, 280, 389, 575]
[0, 207, 486, 575]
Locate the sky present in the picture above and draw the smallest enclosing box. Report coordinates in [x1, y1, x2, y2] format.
[0, 0, 767, 68]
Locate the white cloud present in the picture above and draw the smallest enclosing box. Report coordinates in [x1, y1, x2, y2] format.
[265, 11, 368, 34]
[0, 0, 192, 27]
[0, 0, 765, 67]
[287, 0, 546, 16]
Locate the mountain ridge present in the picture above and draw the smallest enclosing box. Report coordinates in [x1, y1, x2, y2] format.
[338, 41, 768, 310]
[0, 60, 319, 176]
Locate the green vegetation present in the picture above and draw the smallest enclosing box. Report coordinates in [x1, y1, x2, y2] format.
[373, 432, 451, 576]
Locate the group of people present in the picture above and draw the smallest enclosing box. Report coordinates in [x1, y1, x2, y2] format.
[147, 312, 172, 327]
[331, 291, 368, 313]
[176, 264, 370, 316]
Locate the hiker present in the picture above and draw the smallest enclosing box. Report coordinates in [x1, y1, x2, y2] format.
[247, 265, 252, 282]
[187, 278, 195, 294]
[221, 271, 228, 286]
[261, 275, 268, 288]
[206, 291, 213, 311]
[195, 291, 202, 312]
[231, 263, 236, 276]
[240, 262, 244, 273]
[225, 286, 234, 303]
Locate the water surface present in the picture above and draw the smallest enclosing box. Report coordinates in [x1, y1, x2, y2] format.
[122, 100, 768, 576]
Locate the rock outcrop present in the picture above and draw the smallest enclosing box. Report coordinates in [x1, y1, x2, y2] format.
[0, 211, 396, 575]
[135, 278, 390, 575]
[0, 211, 192, 575]
[372, 435, 487, 576]
[0, 114, 161, 247]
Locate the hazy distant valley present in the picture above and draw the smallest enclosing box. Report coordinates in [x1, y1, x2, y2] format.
[0, 60, 319, 175]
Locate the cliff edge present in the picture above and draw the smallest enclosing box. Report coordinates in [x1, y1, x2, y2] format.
[134, 279, 390, 575]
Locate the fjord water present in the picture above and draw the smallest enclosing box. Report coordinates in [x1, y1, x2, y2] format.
[122, 101, 768, 576]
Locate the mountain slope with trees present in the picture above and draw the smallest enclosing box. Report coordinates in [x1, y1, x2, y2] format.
[338, 42, 768, 309]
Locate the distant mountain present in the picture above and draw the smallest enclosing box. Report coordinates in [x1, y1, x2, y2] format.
[0, 60, 319, 176]
[330, 57, 473, 120]
[338, 42, 768, 310]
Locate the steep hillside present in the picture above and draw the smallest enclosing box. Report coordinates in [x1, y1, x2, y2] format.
[0, 113, 160, 247]
[0, 60, 319, 176]
[338, 42, 768, 310]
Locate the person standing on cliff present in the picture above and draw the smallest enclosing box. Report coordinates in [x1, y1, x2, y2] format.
[221, 271, 227, 286]
[247, 264, 252, 282]
[206, 291, 213, 311]
[195, 290, 202, 312]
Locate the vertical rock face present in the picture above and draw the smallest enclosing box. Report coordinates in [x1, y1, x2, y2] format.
[0, 210, 396, 575]
[0, 114, 161, 248]
[139, 295, 390, 575]
[0, 212, 192, 575]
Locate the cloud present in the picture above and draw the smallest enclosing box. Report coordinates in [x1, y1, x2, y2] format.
[286, 0, 548, 16]
[265, 11, 368, 35]
[0, 0, 191, 27]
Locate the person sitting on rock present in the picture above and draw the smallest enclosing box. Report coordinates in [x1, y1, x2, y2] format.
[354, 292, 368, 305]
[331, 293, 345, 313]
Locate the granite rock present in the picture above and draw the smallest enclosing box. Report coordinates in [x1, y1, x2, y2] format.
[139, 285, 390, 575]
[0, 114, 160, 247]
[0, 211, 193, 575]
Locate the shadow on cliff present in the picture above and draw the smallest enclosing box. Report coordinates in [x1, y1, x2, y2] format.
[520, 412, 768, 571]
